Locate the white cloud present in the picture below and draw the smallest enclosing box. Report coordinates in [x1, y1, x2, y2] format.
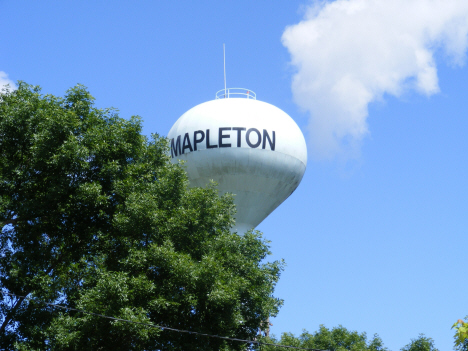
[282, 0, 468, 159]
[0, 71, 16, 92]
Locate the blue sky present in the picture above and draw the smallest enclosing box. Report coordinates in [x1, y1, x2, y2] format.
[2, 1, 467, 350]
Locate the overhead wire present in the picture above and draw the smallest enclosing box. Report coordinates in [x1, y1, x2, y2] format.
[3, 291, 329, 351]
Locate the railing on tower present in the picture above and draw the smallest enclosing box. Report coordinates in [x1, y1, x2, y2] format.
[216, 88, 256, 100]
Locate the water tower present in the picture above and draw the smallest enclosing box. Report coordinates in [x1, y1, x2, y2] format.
[168, 87, 307, 234]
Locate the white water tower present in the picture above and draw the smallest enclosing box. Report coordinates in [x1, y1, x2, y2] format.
[168, 88, 307, 234]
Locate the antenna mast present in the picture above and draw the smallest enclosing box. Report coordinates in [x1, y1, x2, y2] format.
[223, 44, 227, 98]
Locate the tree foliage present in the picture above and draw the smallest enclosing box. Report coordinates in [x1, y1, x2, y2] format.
[0, 83, 284, 350]
[260, 325, 387, 351]
[453, 317, 468, 351]
[258, 326, 446, 351]
[400, 334, 439, 351]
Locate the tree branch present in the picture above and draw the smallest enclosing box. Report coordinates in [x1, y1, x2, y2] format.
[0, 294, 27, 333]
[0, 253, 64, 334]
[1, 218, 18, 227]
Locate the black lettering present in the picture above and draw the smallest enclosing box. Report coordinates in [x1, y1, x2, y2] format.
[182, 132, 193, 153]
[170, 135, 182, 158]
[232, 127, 246, 147]
[246, 128, 261, 148]
[219, 127, 232, 148]
[262, 130, 276, 151]
[206, 129, 218, 149]
[193, 130, 205, 151]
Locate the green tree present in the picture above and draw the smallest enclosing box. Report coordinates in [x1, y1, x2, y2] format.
[400, 334, 439, 351]
[260, 325, 387, 351]
[453, 317, 468, 351]
[0, 83, 283, 350]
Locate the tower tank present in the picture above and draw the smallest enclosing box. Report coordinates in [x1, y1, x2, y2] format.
[168, 88, 307, 234]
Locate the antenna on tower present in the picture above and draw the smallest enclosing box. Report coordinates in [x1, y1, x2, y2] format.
[223, 44, 227, 98]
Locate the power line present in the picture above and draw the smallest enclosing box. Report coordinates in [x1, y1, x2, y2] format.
[3, 291, 329, 351]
